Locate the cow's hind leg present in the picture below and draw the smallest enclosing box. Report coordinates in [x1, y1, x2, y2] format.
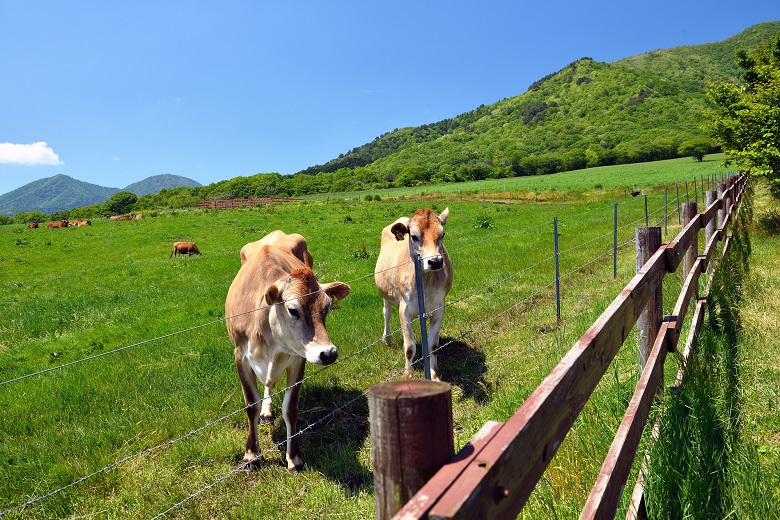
[235, 347, 262, 468]
[282, 357, 306, 472]
[399, 300, 417, 379]
[427, 306, 445, 382]
[382, 298, 393, 346]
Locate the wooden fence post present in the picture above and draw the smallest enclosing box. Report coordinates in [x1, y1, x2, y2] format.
[636, 226, 662, 369]
[368, 380, 453, 520]
[717, 184, 726, 230]
[705, 191, 717, 270]
[682, 203, 698, 294]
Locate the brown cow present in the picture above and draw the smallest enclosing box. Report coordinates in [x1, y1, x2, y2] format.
[71, 219, 92, 226]
[46, 220, 69, 228]
[225, 231, 350, 471]
[27, 221, 38, 229]
[374, 208, 452, 381]
[170, 241, 202, 257]
[239, 230, 313, 267]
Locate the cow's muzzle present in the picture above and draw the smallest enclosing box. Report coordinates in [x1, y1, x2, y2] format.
[318, 346, 338, 365]
[427, 256, 444, 271]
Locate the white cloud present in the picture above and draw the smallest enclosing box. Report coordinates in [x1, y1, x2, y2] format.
[0, 142, 63, 165]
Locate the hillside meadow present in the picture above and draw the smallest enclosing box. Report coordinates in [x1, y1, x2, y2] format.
[0, 156, 758, 518]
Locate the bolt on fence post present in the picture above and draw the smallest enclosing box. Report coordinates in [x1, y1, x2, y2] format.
[613, 203, 618, 279]
[554, 217, 561, 322]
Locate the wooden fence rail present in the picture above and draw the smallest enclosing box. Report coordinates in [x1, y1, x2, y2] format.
[377, 173, 747, 520]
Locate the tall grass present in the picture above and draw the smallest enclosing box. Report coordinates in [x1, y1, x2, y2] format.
[643, 182, 780, 519]
[0, 161, 771, 519]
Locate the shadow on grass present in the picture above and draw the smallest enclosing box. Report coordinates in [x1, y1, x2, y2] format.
[437, 337, 491, 404]
[270, 382, 372, 495]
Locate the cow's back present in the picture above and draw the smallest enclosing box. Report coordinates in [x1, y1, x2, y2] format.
[240, 230, 313, 267]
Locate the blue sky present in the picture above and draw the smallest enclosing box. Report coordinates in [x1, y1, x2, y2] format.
[1, 1, 777, 196]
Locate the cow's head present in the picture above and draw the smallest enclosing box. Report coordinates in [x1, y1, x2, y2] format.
[264, 267, 350, 365]
[391, 207, 449, 271]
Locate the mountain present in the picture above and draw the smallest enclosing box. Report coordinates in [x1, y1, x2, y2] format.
[0, 173, 202, 216]
[123, 174, 202, 197]
[0, 175, 119, 216]
[289, 21, 780, 185]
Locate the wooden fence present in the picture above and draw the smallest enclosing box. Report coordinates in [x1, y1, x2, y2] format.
[196, 197, 301, 209]
[372, 173, 748, 520]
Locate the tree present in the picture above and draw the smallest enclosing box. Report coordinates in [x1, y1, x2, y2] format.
[678, 138, 715, 162]
[704, 35, 780, 177]
[104, 191, 138, 215]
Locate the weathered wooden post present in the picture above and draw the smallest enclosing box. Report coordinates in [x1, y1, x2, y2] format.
[717, 184, 726, 230]
[705, 190, 717, 271]
[636, 226, 662, 369]
[369, 380, 453, 520]
[682, 202, 698, 299]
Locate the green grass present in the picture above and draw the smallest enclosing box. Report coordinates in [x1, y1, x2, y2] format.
[0, 159, 774, 519]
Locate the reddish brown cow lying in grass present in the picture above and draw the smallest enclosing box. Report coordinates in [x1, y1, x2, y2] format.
[374, 208, 452, 381]
[226, 231, 350, 472]
[27, 221, 38, 228]
[71, 219, 92, 226]
[170, 241, 202, 257]
[46, 220, 69, 228]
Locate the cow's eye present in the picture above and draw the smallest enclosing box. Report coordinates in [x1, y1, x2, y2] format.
[288, 308, 301, 319]
[411, 235, 420, 243]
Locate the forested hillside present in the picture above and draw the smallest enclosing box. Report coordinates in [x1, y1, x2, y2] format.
[186, 21, 778, 201]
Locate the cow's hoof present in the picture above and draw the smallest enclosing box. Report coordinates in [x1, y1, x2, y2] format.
[402, 370, 411, 380]
[286, 455, 304, 473]
[259, 414, 273, 423]
[243, 457, 261, 471]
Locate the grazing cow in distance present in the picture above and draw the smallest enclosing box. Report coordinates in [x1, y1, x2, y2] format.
[27, 221, 38, 229]
[240, 230, 314, 267]
[46, 220, 69, 228]
[170, 241, 202, 258]
[375, 208, 452, 381]
[225, 231, 350, 472]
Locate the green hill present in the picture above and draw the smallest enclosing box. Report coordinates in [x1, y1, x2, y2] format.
[123, 174, 202, 197]
[0, 174, 119, 216]
[283, 21, 779, 188]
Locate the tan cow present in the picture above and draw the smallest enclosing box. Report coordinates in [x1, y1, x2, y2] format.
[225, 232, 350, 472]
[46, 220, 69, 228]
[27, 221, 38, 229]
[170, 241, 202, 257]
[71, 219, 92, 226]
[239, 230, 314, 267]
[374, 208, 452, 381]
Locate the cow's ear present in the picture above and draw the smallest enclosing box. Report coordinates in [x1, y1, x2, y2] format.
[264, 284, 282, 305]
[391, 222, 409, 241]
[323, 281, 350, 302]
[439, 207, 450, 226]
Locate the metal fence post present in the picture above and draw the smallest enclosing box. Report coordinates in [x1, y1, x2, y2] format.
[412, 253, 432, 380]
[554, 217, 561, 322]
[613, 203, 618, 279]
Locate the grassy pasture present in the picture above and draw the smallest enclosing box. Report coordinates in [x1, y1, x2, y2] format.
[0, 157, 747, 518]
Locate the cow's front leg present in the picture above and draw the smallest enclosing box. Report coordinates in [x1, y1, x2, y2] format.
[399, 300, 417, 379]
[427, 306, 445, 382]
[260, 385, 273, 422]
[282, 357, 306, 472]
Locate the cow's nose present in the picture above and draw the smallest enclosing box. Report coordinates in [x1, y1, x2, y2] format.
[319, 347, 338, 365]
[428, 256, 444, 270]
